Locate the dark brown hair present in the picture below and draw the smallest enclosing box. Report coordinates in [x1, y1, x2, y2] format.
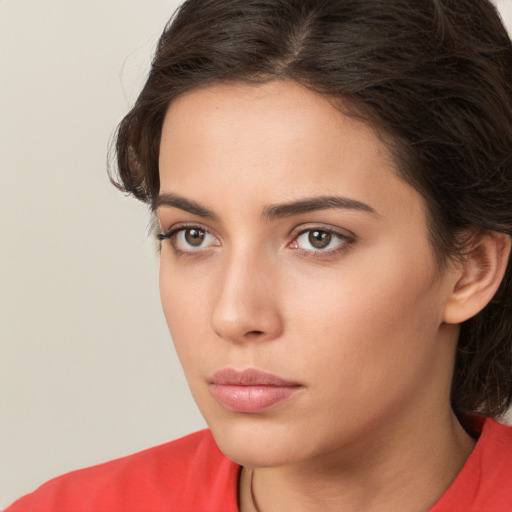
[111, 0, 512, 417]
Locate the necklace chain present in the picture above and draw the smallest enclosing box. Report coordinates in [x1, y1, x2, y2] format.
[249, 468, 263, 512]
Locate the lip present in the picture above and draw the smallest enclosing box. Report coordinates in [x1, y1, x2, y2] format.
[209, 368, 304, 413]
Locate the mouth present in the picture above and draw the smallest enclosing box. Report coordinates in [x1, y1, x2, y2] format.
[208, 368, 304, 413]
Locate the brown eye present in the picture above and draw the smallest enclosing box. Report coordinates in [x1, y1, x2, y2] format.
[184, 228, 205, 246]
[308, 230, 331, 249]
[293, 228, 350, 255]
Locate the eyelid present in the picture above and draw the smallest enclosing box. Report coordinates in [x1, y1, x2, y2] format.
[157, 222, 215, 240]
[288, 223, 356, 242]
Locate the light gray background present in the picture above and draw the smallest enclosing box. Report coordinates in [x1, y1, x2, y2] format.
[1, 0, 511, 507]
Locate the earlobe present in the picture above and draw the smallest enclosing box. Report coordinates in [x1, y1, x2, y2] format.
[442, 231, 511, 325]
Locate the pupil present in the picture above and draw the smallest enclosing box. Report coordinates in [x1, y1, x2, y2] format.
[185, 229, 205, 246]
[309, 230, 331, 249]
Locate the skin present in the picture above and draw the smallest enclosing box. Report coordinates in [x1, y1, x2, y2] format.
[156, 81, 478, 512]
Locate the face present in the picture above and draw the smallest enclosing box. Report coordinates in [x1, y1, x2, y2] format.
[157, 81, 459, 468]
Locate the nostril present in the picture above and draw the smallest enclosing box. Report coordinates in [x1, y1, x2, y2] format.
[246, 330, 264, 336]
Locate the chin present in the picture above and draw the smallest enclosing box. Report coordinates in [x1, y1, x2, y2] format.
[206, 415, 311, 468]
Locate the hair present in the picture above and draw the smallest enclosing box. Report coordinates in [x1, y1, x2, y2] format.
[110, 0, 512, 418]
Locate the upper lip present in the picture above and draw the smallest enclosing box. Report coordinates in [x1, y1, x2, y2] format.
[209, 368, 301, 387]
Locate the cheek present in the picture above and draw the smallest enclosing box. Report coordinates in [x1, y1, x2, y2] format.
[158, 255, 223, 388]
[159, 259, 204, 350]
[285, 245, 442, 392]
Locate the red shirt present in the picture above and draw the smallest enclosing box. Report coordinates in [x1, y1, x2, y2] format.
[6, 418, 512, 511]
[431, 417, 512, 512]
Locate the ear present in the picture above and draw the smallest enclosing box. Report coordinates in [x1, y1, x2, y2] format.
[443, 231, 511, 325]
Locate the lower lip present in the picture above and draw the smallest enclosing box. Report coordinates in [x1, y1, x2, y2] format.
[211, 384, 302, 413]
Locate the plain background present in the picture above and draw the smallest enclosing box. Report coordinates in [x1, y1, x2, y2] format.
[1, 0, 511, 507]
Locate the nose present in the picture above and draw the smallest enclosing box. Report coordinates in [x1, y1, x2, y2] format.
[209, 249, 284, 344]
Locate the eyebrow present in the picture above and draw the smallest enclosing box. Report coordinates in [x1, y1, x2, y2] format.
[154, 192, 378, 220]
[153, 193, 218, 220]
[263, 195, 378, 219]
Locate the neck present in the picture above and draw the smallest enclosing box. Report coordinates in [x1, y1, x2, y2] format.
[240, 407, 476, 512]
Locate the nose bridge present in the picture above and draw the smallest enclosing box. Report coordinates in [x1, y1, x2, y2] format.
[210, 242, 282, 343]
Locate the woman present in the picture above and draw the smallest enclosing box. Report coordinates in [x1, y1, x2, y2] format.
[7, 0, 512, 511]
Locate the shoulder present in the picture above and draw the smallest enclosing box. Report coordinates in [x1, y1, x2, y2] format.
[431, 417, 512, 512]
[6, 430, 240, 512]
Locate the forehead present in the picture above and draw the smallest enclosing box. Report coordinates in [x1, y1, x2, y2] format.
[161, 80, 383, 150]
[158, 80, 425, 225]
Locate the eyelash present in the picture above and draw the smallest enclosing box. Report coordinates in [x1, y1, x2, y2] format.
[157, 224, 355, 259]
[157, 224, 218, 258]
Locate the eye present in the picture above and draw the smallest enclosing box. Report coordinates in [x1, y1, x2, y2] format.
[290, 227, 353, 255]
[302, 230, 334, 250]
[158, 226, 220, 254]
[178, 228, 208, 247]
